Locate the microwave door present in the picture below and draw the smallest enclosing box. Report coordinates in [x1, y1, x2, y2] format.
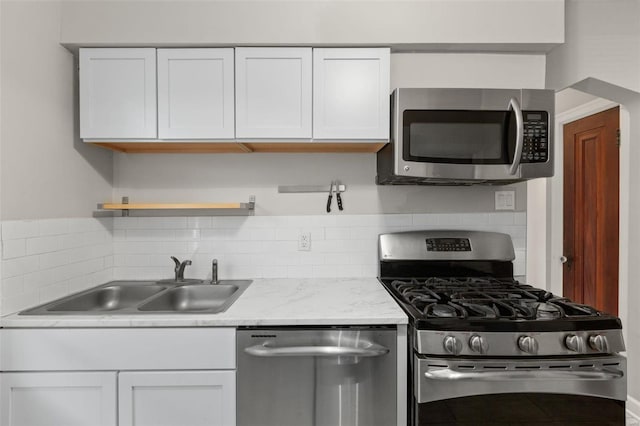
[401, 108, 520, 180]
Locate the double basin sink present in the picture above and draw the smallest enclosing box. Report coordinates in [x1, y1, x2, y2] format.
[20, 280, 252, 315]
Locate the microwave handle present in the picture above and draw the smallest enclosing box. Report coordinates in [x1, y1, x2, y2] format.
[508, 97, 524, 175]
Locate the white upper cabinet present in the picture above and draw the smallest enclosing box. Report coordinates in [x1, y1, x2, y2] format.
[313, 48, 390, 140]
[78, 47, 390, 148]
[157, 49, 235, 140]
[235, 47, 312, 139]
[80, 48, 157, 139]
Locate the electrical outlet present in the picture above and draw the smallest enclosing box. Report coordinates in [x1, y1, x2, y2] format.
[495, 191, 515, 210]
[298, 232, 311, 251]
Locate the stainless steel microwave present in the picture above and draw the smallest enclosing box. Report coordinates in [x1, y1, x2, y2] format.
[376, 88, 555, 185]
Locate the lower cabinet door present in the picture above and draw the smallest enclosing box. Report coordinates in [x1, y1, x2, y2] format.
[0, 372, 117, 426]
[118, 370, 236, 426]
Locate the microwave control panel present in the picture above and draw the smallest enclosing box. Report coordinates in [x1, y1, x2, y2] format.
[521, 111, 549, 163]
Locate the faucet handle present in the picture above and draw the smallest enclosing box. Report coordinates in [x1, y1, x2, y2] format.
[211, 258, 219, 285]
[170, 257, 192, 281]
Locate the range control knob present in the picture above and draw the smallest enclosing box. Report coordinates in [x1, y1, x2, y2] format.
[564, 334, 586, 353]
[443, 335, 463, 355]
[469, 335, 489, 354]
[517, 335, 539, 354]
[588, 334, 610, 353]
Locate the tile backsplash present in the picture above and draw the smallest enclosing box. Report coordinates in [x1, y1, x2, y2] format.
[1, 218, 114, 315]
[0, 213, 526, 315]
[112, 212, 526, 281]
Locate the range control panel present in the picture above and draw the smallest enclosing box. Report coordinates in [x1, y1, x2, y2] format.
[521, 111, 549, 163]
[426, 238, 472, 252]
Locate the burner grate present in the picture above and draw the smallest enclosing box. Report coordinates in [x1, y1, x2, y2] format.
[387, 277, 603, 320]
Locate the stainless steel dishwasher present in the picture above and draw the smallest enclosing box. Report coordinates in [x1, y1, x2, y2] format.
[237, 327, 397, 426]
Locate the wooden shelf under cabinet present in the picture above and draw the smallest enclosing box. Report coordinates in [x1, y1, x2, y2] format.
[98, 197, 256, 215]
[89, 142, 387, 154]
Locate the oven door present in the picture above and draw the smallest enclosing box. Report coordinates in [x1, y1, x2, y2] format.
[414, 355, 626, 426]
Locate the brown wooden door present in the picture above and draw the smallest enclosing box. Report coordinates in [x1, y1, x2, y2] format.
[563, 107, 619, 315]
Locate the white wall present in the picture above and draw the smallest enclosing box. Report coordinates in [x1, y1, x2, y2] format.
[391, 53, 546, 89]
[555, 88, 600, 114]
[59, 0, 563, 49]
[544, 0, 640, 411]
[623, 98, 640, 412]
[0, 0, 113, 220]
[546, 0, 640, 93]
[113, 152, 528, 215]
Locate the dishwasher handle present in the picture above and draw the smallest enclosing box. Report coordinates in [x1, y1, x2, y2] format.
[244, 342, 389, 358]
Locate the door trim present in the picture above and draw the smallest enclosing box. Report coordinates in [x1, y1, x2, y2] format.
[528, 96, 627, 336]
[528, 98, 617, 294]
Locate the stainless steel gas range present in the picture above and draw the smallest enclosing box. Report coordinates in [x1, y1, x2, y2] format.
[378, 230, 626, 426]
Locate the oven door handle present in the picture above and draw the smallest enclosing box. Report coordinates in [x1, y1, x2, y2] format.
[424, 367, 624, 381]
[245, 343, 389, 358]
[508, 97, 524, 175]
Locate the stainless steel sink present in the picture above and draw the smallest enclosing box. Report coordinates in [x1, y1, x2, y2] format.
[138, 283, 246, 313]
[47, 284, 167, 312]
[19, 280, 252, 315]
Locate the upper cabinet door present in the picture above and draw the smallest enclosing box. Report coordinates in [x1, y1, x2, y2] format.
[80, 48, 157, 139]
[157, 49, 235, 140]
[313, 48, 390, 140]
[235, 48, 312, 139]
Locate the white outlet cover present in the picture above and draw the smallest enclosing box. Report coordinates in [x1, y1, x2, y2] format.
[495, 191, 515, 210]
[298, 232, 311, 251]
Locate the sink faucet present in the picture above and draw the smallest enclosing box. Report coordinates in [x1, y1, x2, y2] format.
[211, 259, 219, 285]
[171, 256, 192, 282]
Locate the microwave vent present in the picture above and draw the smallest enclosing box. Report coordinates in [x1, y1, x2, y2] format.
[376, 175, 521, 186]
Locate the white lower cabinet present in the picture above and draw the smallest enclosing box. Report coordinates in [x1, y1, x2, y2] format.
[0, 328, 237, 426]
[0, 372, 117, 426]
[119, 371, 236, 426]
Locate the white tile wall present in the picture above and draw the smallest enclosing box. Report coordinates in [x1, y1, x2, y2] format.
[111, 213, 527, 282]
[0, 213, 526, 315]
[0, 218, 114, 315]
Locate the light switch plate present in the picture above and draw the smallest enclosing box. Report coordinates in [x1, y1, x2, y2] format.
[495, 191, 515, 210]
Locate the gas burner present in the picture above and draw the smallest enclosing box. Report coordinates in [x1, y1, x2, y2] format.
[534, 302, 563, 319]
[424, 303, 466, 318]
[460, 302, 499, 318]
[552, 299, 601, 317]
[386, 277, 607, 322]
